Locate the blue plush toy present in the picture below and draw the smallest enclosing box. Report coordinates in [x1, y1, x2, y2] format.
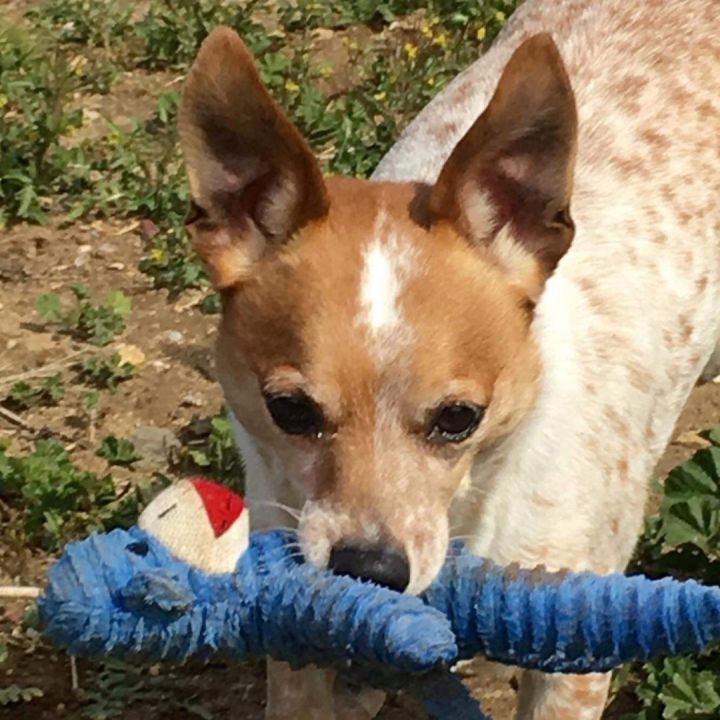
[40, 479, 720, 720]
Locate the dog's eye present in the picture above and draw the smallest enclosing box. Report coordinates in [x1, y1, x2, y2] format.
[427, 403, 484, 443]
[264, 392, 324, 438]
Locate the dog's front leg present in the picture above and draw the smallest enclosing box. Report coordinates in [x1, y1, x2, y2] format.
[266, 660, 337, 720]
[265, 660, 385, 720]
[516, 671, 611, 720]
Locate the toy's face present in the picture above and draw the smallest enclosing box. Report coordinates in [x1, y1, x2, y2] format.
[138, 479, 249, 574]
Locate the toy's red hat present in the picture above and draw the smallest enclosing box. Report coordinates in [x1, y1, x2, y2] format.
[191, 478, 245, 538]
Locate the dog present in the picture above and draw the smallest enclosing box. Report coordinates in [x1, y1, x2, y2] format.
[177, 0, 720, 717]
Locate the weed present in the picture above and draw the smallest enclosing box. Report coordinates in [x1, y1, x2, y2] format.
[26, 0, 133, 50]
[76, 354, 136, 391]
[36, 285, 131, 347]
[0, 28, 89, 225]
[178, 413, 244, 491]
[79, 659, 214, 720]
[0, 439, 166, 549]
[97, 436, 142, 467]
[5, 374, 65, 410]
[0, 685, 44, 707]
[0, 440, 111, 549]
[622, 429, 720, 718]
[134, 0, 271, 71]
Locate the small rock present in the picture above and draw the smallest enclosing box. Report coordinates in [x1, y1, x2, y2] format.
[173, 290, 204, 313]
[311, 28, 335, 40]
[162, 330, 184, 345]
[130, 425, 181, 464]
[140, 219, 160, 241]
[151, 359, 171, 372]
[108, 262, 125, 271]
[94, 242, 115, 257]
[74, 252, 90, 268]
[181, 392, 204, 408]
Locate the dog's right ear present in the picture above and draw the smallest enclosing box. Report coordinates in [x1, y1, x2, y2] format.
[179, 27, 328, 289]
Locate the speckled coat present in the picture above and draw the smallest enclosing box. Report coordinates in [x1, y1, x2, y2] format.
[374, 1, 720, 716]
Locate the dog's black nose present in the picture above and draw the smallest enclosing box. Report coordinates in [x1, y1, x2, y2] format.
[328, 542, 410, 592]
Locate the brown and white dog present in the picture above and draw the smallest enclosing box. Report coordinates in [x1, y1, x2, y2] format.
[177, 0, 720, 717]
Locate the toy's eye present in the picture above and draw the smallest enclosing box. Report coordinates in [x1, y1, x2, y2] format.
[126, 541, 149, 556]
[427, 403, 484, 443]
[264, 392, 324, 438]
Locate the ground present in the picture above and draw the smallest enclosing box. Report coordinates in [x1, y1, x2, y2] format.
[1, 1, 719, 719]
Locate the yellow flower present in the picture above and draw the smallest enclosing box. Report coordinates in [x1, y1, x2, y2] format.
[69, 55, 87, 75]
[429, 15, 441, 26]
[284, 79, 300, 93]
[427, 77, 435, 87]
[319, 65, 334, 78]
[432, 33, 447, 48]
[0, 95, 8, 109]
[420, 22, 432, 38]
[373, 91, 386, 101]
[476, 26, 487, 41]
[404, 42, 418, 60]
[495, 11, 506, 21]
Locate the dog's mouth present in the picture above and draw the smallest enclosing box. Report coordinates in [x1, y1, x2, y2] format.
[297, 499, 450, 594]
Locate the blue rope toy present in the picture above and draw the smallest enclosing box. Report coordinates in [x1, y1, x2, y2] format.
[40, 478, 720, 719]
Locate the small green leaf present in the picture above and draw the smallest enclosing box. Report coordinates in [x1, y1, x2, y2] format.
[35, 293, 63, 322]
[96, 436, 142, 467]
[104, 290, 131, 318]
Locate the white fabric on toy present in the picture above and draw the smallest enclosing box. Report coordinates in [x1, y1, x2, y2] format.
[138, 479, 249, 573]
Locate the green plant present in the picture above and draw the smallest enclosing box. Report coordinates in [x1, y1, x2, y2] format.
[76, 353, 136, 391]
[0, 440, 111, 548]
[97, 436, 142, 467]
[0, 638, 43, 707]
[621, 429, 720, 718]
[26, 0, 133, 49]
[134, 0, 271, 71]
[36, 285, 131, 346]
[5, 374, 65, 410]
[179, 413, 244, 491]
[80, 659, 213, 720]
[0, 27, 90, 225]
[0, 685, 44, 707]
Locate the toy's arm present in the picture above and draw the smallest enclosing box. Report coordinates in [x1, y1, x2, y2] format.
[422, 548, 720, 673]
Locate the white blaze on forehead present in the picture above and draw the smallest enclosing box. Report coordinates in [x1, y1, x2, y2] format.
[358, 208, 416, 345]
[361, 242, 399, 330]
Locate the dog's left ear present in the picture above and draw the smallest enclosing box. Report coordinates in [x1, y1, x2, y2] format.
[179, 27, 328, 289]
[429, 34, 577, 298]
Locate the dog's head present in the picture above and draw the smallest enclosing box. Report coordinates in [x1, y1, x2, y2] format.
[179, 28, 577, 593]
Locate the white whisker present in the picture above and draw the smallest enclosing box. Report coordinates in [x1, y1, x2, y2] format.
[245, 498, 302, 521]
